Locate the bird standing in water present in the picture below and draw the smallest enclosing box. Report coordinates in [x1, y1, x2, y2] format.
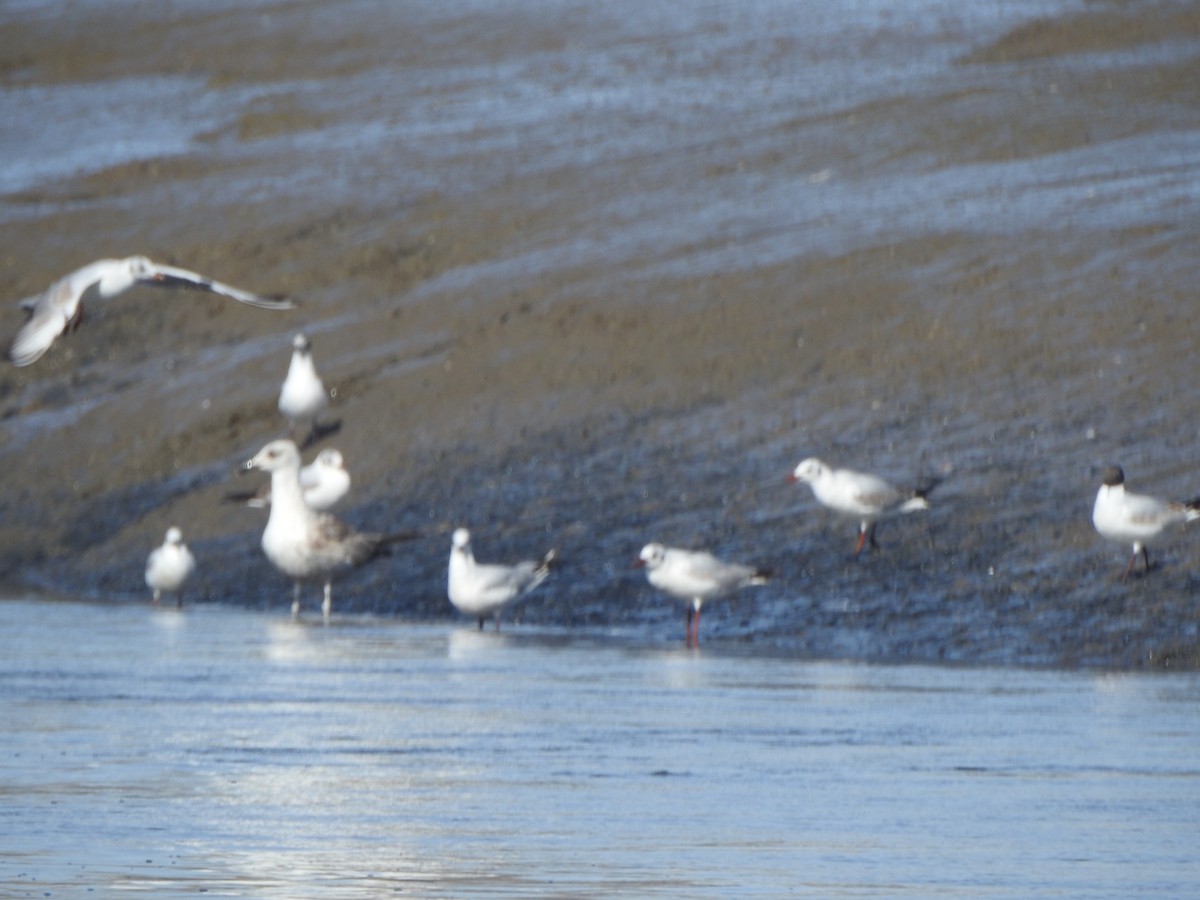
[145, 526, 196, 608]
[447, 528, 556, 630]
[636, 543, 769, 647]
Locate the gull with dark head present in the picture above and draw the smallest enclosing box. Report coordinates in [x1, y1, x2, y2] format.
[243, 439, 405, 619]
[636, 543, 769, 647]
[145, 526, 196, 608]
[9, 256, 293, 367]
[1092, 465, 1200, 579]
[789, 457, 934, 557]
[278, 333, 330, 445]
[447, 528, 556, 630]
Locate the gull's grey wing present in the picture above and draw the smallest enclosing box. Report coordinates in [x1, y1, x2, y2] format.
[146, 261, 295, 311]
[850, 476, 903, 512]
[683, 551, 757, 589]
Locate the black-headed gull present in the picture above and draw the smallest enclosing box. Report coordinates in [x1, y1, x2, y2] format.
[789, 457, 933, 557]
[278, 333, 330, 444]
[9, 256, 293, 367]
[447, 528, 556, 630]
[243, 439, 407, 619]
[636, 543, 769, 647]
[1092, 465, 1200, 579]
[229, 447, 351, 512]
[145, 526, 196, 608]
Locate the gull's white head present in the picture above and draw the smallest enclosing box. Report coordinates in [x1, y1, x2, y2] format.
[127, 255, 154, 279]
[292, 333, 312, 353]
[637, 543, 666, 569]
[245, 439, 302, 474]
[165, 526, 184, 545]
[95, 255, 152, 296]
[452, 528, 472, 550]
[315, 448, 344, 470]
[789, 457, 826, 484]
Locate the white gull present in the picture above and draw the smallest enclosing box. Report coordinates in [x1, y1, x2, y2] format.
[9, 255, 293, 367]
[1092, 465, 1200, 579]
[636, 543, 769, 647]
[278, 333, 329, 444]
[145, 526, 196, 608]
[447, 528, 556, 630]
[789, 457, 934, 557]
[231, 447, 351, 512]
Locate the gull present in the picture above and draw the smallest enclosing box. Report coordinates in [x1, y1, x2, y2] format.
[228, 447, 351, 512]
[636, 543, 769, 647]
[278, 333, 330, 445]
[789, 457, 934, 557]
[9, 255, 293, 367]
[297, 448, 350, 511]
[145, 526, 196, 608]
[243, 439, 406, 619]
[1092, 465, 1200, 579]
[447, 528, 556, 630]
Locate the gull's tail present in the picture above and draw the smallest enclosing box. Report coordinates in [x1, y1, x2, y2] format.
[902, 473, 945, 513]
[1185, 497, 1200, 523]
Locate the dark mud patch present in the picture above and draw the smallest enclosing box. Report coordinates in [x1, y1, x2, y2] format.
[2, 0, 1199, 670]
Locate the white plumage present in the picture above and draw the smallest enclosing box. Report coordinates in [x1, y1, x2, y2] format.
[789, 457, 931, 557]
[145, 527, 196, 607]
[1092, 465, 1200, 578]
[278, 333, 328, 442]
[636, 543, 769, 646]
[244, 439, 390, 619]
[9, 256, 292, 367]
[447, 528, 555, 630]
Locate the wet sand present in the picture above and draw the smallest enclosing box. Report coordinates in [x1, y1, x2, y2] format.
[1, 1, 1199, 667]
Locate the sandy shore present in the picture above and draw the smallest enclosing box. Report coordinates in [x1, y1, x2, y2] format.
[1, 1, 1198, 667]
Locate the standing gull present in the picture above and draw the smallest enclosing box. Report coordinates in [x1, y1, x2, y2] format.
[636, 543, 769, 647]
[789, 457, 934, 557]
[9, 256, 293, 367]
[447, 528, 556, 630]
[243, 439, 402, 619]
[145, 526, 196, 608]
[1092, 465, 1200, 579]
[229, 447, 351, 512]
[278, 333, 330, 446]
[297, 448, 351, 511]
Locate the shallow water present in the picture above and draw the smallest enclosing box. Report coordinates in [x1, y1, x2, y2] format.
[2, 596, 1198, 898]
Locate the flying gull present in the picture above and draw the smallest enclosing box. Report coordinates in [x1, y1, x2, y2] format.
[9, 255, 293, 367]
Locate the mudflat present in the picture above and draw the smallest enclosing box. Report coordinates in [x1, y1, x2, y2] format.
[1, 1, 1198, 667]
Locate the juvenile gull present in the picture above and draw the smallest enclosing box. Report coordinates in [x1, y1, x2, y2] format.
[636, 543, 769, 647]
[243, 439, 403, 619]
[145, 526, 196, 608]
[447, 528, 556, 630]
[278, 333, 330, 445]
[1092, 465, 1200, 579]
[9, 256, 293, 367]
[789, 457, 934, 557]
[229, 447, 351, 512]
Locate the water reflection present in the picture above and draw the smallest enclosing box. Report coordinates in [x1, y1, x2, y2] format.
[2, 596, 1198, 898]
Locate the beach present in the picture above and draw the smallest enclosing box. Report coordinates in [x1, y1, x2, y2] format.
[1, 0, 1199, 666]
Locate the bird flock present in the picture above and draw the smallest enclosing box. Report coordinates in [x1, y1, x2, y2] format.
[9, 257, 1200, 647]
